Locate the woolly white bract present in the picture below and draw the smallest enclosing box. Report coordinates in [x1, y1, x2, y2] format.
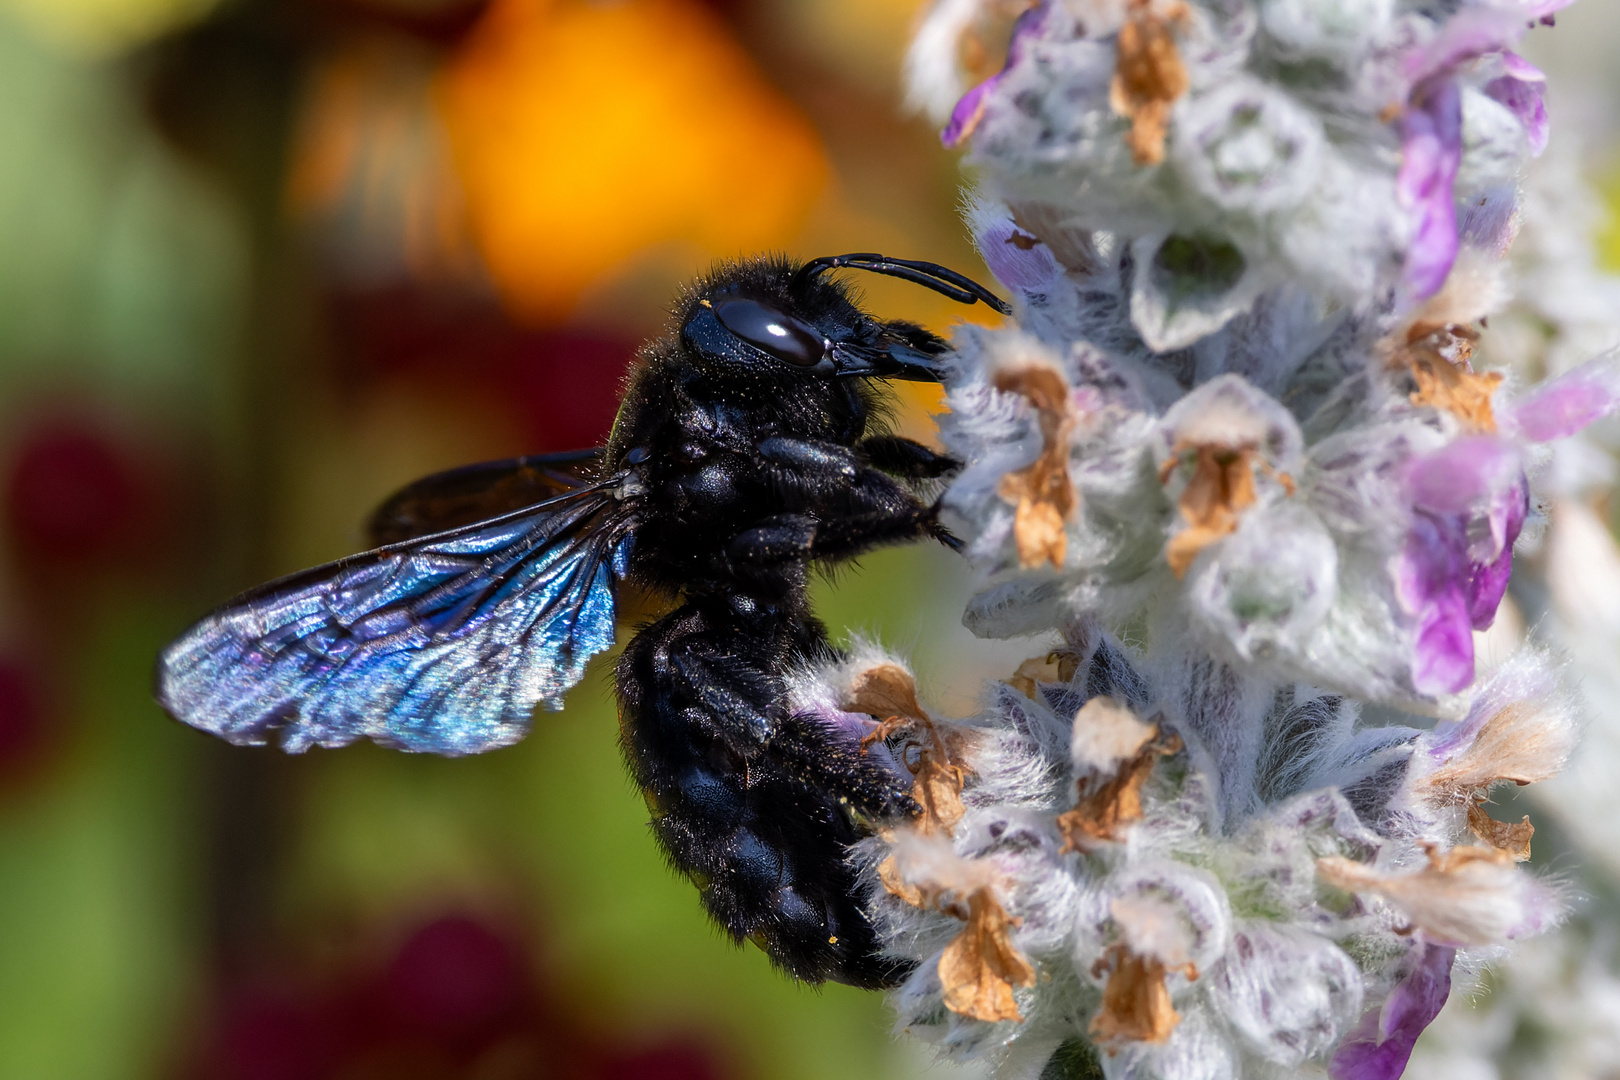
[798, 2, 1620, 1078]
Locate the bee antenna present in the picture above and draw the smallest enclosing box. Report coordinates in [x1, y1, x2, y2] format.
[794, 253, 1012, 316]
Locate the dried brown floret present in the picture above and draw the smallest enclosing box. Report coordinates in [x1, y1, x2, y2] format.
[993, 364, 1077, 568]
[1425, 702, 1572, 791]
[850, 664, 969, 835]
[846, 663, 930, 726]
[1008, 653, 1063, 698]
[1161, 444, 1260, 579]
[1110, 1, 1190, 166]
[1058, 709, 1180, 852]
[1466, 800, 1535, 862]
[940, 887, 1037, 1022]
[1399, 323, 1502, 433]
[878, 833, 1037, 1022]
[1089, 944, 1191, 1046]
[877, 845, 927, 908]
[1317, 843, 1527, 946]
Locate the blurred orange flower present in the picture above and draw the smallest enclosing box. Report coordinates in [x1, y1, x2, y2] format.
[437, 0, 829, 322]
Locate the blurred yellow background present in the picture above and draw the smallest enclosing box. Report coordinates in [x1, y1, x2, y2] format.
[0, 1, 1022, 1078]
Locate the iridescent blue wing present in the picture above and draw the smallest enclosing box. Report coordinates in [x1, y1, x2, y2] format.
[157, 478, 638, 756]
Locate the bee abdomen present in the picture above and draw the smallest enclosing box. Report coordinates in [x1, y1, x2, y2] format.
[651, 753, 900, 987]
[616, 603, 909, 989]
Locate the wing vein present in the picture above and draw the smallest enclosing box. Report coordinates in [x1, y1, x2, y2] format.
[156, 476, 640, 756]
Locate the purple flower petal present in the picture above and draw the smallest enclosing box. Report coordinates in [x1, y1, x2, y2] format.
[1486, 52, 1549, 156]
[1395, 6, 1556, 281]
[1398, 514, 1476, 696]
[942, 80, 994, 149]
[1466, 480, 1527, 629]
[941, 2, 1049, 149]
[1500, 51, 1546, 82]
[1398, 79, 1464, 300]
[1458, 184, 1519, 256]
[1329, 943, 1457, 1080]
[1406, 436, 1518, 516]
[1413, 589, 1476, 695]
[977, 218, 1064, 291]
[1402, 3, 1566, 87]
[1404, 439, 1526, 642]
[1466, 548, 1514, 630]
[1506, 351, 1620, 441]
[1405, 9, 1523, 86]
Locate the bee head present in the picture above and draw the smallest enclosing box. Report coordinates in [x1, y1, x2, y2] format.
[678, 254, 1008, 384]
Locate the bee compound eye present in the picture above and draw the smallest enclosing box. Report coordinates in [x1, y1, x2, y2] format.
[712, 299, 828, 367]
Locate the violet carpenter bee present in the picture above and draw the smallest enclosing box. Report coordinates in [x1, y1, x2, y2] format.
[157, 253, 1008, 987]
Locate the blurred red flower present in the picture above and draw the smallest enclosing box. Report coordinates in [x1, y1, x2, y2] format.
[329, 285, 636, 451]
[5, 419, 146, 568]
[186, 912, 736, 1080]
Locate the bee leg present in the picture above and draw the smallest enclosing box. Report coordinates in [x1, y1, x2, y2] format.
[757, 436, 859, 479]
[756, 438, 889, 508]
[727, 515, 817, 565]
[668, 649, 778, 744]
[928, 503, 966, 552]
[737, 506, 955, 564]
[771, 710, 918, 821]
[668, 637, 916, 821]
[757, 436, 951, 510]
[836, 469, 962, 553]
[856, 434, 961, 480]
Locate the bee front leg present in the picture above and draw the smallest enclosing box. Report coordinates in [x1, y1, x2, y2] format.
[757, 436, 859, 479]
[856, 434, 960, 480]
[808, 506, 962, 557]
[728, 508, 959, 566]
[726, 514, 818, 565]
